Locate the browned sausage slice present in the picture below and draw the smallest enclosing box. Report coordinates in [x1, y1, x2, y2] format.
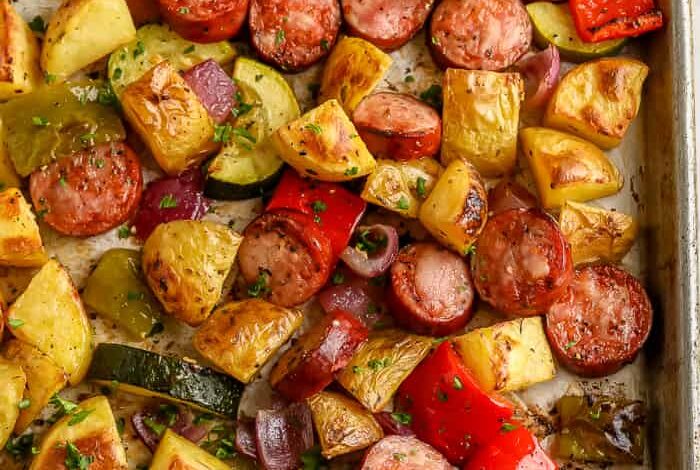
[361, 435, 452, 470]
[546, 264, 653, 377]
[429, 0, 532, 70]
[157, 0, 250, 43]
[388, 243, 474, 336]
[341, 0, 436, 51]
[249, 0, 341, 72]
[353, 93, 442, 161]
[487, 178, 538, 215]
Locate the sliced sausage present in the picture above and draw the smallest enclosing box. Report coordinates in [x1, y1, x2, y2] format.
[157, 0, 250, 43]
[29, 143, 143, 237]
[249, 0, 341, 72]
[238, 209, 333, 307]
[487, 178, 538, 215]
[353, 93, 442, 161]
[472, 209, 573, 317]
[429, 0, 532, 70]
[182, 59, 237, 124]
[388, 242, 474, 336]
[269, 310, 368, 401]
[546, 264, 653, 377]
[341, 0, 436, 51]
[360, 435, 452, 470]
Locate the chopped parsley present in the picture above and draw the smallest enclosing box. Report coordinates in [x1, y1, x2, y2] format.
[117, 226, 131, 239]
[453, 376, 463, 390]
[416, 176, 427, 198]
[305, 123, 322, 135]
[396, 196, 409, 210]
[44, 72, 56, 84]
[112, 67, 123, 80]
[79, 133, 96, 146]
[18, 399, 31, 410]
[178, 6, 190, 14]
[564, 340, 577, 350]
[275, 29, 286, 46]
[64, 442, 94, 470]
[420, 84, 443, 109]
[463, 244, 476, 256]
[233, 127, 257, 143]
[393, 453, 407, 462]
[311, 200, 327, 213]
[184, 44, 196, 54]
[231, 92, 253, 117]
[300, 446, 324, 470]
[32, 116, 49, 127]
[320, 39, 329, 50]
[49, 394, 78, 421]
[404, 75, 415, 83]
[127, 291, 145, 301]
[248, 270, 271, 298]
[437, 389, 449, 402]
[133, 41, 146, 58]
[4, 433, 37, 459]
[589, 407, 602, 420]
[68, 408, 94, 426]
[431, 35, 440, 45]
[355, 229, 387, 254]
[344, 166, 359, 176]
[367, 357, 391, 370]
[214, 123, 234, 143]
[28, 16, 46, 33]
[8, 318, 24, 328]
[331, 271, 345, 285]
[116, 417, 125, 435]
[143, 417, 166, 436]
[390, 412, 412, 425]
[159, 194, 178, 209]
[501, 423, 518, 432]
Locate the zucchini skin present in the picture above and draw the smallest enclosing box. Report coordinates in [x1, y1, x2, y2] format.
[204, 163, 283, 200]
[87, 343, 243, 417]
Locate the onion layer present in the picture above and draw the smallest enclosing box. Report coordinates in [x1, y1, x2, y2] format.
[515, 44, 561, 110]
[340, 225, 399, 278]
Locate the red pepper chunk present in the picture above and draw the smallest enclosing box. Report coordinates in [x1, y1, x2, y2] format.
[463, 424, 558, 470]
[569, 0, 663, 42]
[266, 169, 366, 259]
[396, 341, 514, 465]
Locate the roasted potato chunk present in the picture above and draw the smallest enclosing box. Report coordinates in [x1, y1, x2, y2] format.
[361, 158, 443, 218]
[194, 299, 303, 383]
[442, 69, 523, 177]
[0, 360, 26, 449]
[560, 200, 637, 265]
[454, 317, 556, 392]
[2, 339, 68, 434]
[418, 159, 488, 254]
[121, 60, 218, 176]
[150, 429, 230, 470]
[521, 127, 622, 209]
[0, 2, 41, 100]
[7, 260, 92, 385]
[319, 36, 392, 113]
[337, 329, 433, 412]
[272, 99, 376, 182]
[29, 395, 127, 470]
[0, 188, 47, 267]
[308, 391, 384, 459]
[544, 58, 649, 149]
[143, 220, 241, 326]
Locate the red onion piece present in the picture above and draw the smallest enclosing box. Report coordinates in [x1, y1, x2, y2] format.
[256, 402, 314, 470]
[515, 44, 561, 110]
[487, 178, 538, 215]
[374, 412, 416, 437]
[318, 284, 380, 327]
[236, 418, 258, 459]
[182, 59, 237, 124]
[131, 406, 208, 452]
[340, 225, 399, 278]
[131, 411, 161, 452]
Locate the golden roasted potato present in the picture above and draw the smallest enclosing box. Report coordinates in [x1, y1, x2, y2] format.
[361, 157, 443, 218]
[143, 220, 241, 326]
[337, 329, 432, 412]
[29, 396, 127, 470]
[150, 430, 230, 470]
[454, 317, 556, 392]
[559, 200, 637, 265]
[319, 36, 392, 113]
[544, 58, 649, 149]
[6, 259, 92, 385]
[442, 69, 523, 177]
[0, 188, 47, 267]
[2, 339, 68, 434]
[194, 299, 303, 383]
[272, 99, 376, 182]
[0, 360, 26, 449]
[42, 0, 136, 82]
[0, 2, 41, 100]
[418, 159, 488, 254]
[121, 60, 218, 176]
[521, 127, 623, 209]
[308, 391, 384, 459]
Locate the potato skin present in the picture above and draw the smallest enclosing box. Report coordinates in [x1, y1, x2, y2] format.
[150, 430, 230, 470]
[142, 220, 242, 326]
[0, 2, 41, 100]
[0, 360, 26, 449]
[0, 188, 47, 268]
[544, 57, 648, 149]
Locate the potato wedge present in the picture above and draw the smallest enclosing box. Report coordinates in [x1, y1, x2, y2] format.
[559, 200, 637, 265]
[143, 220, 241, 326]
[42, 0, 136, 82]
[2, 339, 68, 434]
[7, 260, 92, 385]
[319, 36, 392, 113]
[0, 360, 26, 449]
[442, 69, 523, 177]
[150, 429, 230, 470]
[454, 317, 556, 392]
[29, 395, 127, 470]
[193, 299, 303, 383]
[272, 99, 376, 182]
[0, 2, 41, 100]
[121, 60, 218, 176]
[521, 127, 623, 209]
[0, 188, 47, 268]
[418, 159, 488, 254]
[544, 58, 649, 149]
[361, 158, 443, 218]
[308, 391, 384, 459]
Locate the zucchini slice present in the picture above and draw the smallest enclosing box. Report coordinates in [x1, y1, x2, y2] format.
[87, 343, 243, 418]
[205, 57, 300, 200]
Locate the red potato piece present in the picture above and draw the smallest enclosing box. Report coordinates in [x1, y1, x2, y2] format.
[472, 209, 573, 317]
[269, 310, 368, 401]
[238, 210, 334, 307]
[353, 93, 442, 161]
[29, 143, 143, 237]
[256, 403, 314, 470]
[361, 435, 452, 470]
[429, 0, 532, 70]
[182, 59, 237, 124]
[546, 264, 653, 377]
[388, 242, 474, 336]
[341, 0, 436, 51]
[157, 0, 250, 43]
[249, 0, 341, 72]
[487, 178, 538, 215]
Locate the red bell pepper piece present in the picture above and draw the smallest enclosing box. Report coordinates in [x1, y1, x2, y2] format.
[396, 341, 515, 465]
[569, 0, 663, 43]
[463, 423, 558, 470]
[266, 169, 366, 259]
